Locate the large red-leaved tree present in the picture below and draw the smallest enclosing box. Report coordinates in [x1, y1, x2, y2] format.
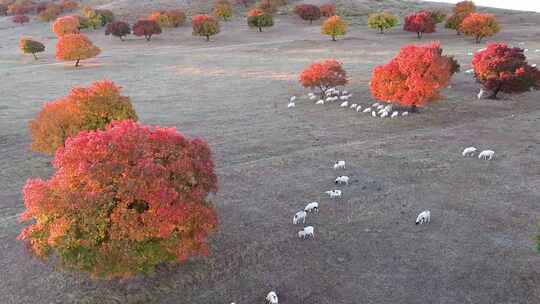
[19, 120, 218, 279]
[472, 43, 540, 99]
[294, 4, 321, 24]
[403, 11, 436, 39]
[299, 59, 348, 98]
[370, 42, 456, 111]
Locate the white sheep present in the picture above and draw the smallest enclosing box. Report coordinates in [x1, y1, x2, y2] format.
[356, 105, 363, 112]
[340, 95, 350, 101]
[342, 90, 349, 95]
[309, 95, 317, 100]
[467, 52, 474, 56]
[376, 104, 385, 110]
[333, 160, 346, 169]
[535, 49, 540, 53]
[377, 108, 386, 115]
[462, 146, 477, 157]
[290, 96, 296, 102]
[350, 103, 358, 109]
[316, 99, 325, 105]
[298, 230, 306, 239]
[518, 42, 525, 45]
[402, 111, 409, 116]
[524, 48, 529, 52]
[384, 105, 393, 111]
[372, 102, 380, 107]
[303, 226, 314, 238]
[325, 189, 342, 199]
[363, 107, 372, 113]
[371, 111, 377, 117]
[380, 111, 389, 118]
[416, 210, 431, 225]
[335, 175, 349, 185]
[304, 202, 319, 213]
[293, 210, 307, 225]
[477, 88, 487, 99]
[465, 68, 474, 74]
[391, 111, 399, 118]
[532, 64, 537, 68]
[340, 101, 349, 107]
[266, 291, 278, 304]
[287, 102, 295, 108]
[478, 150, 495, 160]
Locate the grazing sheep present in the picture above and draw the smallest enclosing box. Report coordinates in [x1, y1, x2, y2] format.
[325, 189, 342, 198]
[335, 175, 350, 185]
[350, 103, 358, 109]
[342, 90, 349, 95]
[309, 95, 317, 100]
[477, 88, 487, 99]
[298, 230, 306, 239]
[478, 150, 495, 160]
[293, 210, 307, 225]
[287, 102, 295, 108]
[266, 291, 278, 304]
[372, 102, 380, 107]
[363, 107, 372, 113]
[333, 160, 346, 169]
[303, 226, 315, 238]
[467, 52, 474, 56]
[316, 99, 325, 105]
[384, 105, 393, 111]
[340, 95, 350, 101]
[340, 101, 349, 107]
[304, 202, 319, 213]
[376, 104, 385, 110]
[391, 111, 399, 118]
[377, 108, 386, 115]
[465, 68, 474, 74]
[290, 96, 296, 102]
[380, 111, 389, 118]
[402, 111, 409, 116]
[532, 64, 537, 68]
[415, 210, 431, 225]
[535, 49, 540, 53]
[356, 105, 363, 112]
[524, 49, 529, 52]
[518, 42, 525, 45]
[371, 111, 377, 117]
[462, 146, 477, 157]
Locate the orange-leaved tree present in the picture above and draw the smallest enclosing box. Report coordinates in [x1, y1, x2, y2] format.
[19, 120, 218, 279]
[299, 59, 348, 98]
[56, 33, 100, 66]
[321, 15, 347, 41]
[213, 0, 233, 21]
[445, 0, 476, 35]
[20, 37, 45, 59]
[460, 13, 500, 43]
[192, 14, 220, 41]
[370, 42, 456, 111]
[29, 80, 138, 154]
[472, 43, 540, 99]
[403, 11, 436, 39]
[52, 15, 80, 37]
[247, 8, 273, 32]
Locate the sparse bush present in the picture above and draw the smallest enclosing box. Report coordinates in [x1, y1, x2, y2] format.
[105, 21, 131, 41]
[460, 13, 500, 43]
[192, 14, 220, 41]
[20, 119, 218, 279]
[166, 9, 186, 27]
[295, 4, 321, 24]
[12, 14, 29, 24]
[299, 59, 348, 98]
[367, 12, 398, 34]
[403, 11, 436, 39]
[28, 80, 138, 154]
[472, 43, 540, 99]
[81, 6, 114, 29]
[74, 14, 91, 30]
[319, 4, 335, 17]
[428, 10, 446, 23]
[213, 0, 232, 21]
[247, 8, 273, 32]
[133, 20, 162, 41]
[370, 42, 455, 111]
[55, 33, 100, 67]
[321, 15, 347, 41]
[19, 37, 45, 59]
[256, 0, 278, 14]
[52, 15, 79, 36]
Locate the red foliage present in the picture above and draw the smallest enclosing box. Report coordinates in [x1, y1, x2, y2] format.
[319, 4, 335, 17]
[299, 59, 348, 97]
[370, 42, 455, 109]
[12, 14, 30, 24]
[403, 11, 436, 38]
[52, 15, 80, 37]
[472, 43, 540, 98]
[132, 19, 162, 41]
[294, 4, 321, 24]
[55, 33, 100, 66]
[19, 120, 218, 278]
[192, 14, 220, 41]
[105, 21, 131, 41]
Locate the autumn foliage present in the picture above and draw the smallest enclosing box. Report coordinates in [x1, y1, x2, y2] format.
[19, 120, 218, 279]
[321, 15, 347, 41]
[213, 0, 232, 21]
[81, 6, 115, 29]
[148, 10, 186, 28]
[445, 1, 476, 34]
[52, 15, 79, 37]
[247, 8, 273, 32]
[367, 12, 398, 34]
[56, 34, 100, 66]
[403, 11, 436, 39]
[459, 13, 500, 43]
[370, 42, 455, 110]
[295, 4, 321, 24]
[19, 37, 45, 59]
[319, 4, 335, 17]
[38, 4, 61, 21]
[192, 14, 220, 41]
[299, 59, 348, 97]
[256, 0, 279, 14]
[29, 80, 138, 155]
[105, 21, 131, 41]
[472, 43, 540, 99]
[428, 10, 446, 23]
[133, 20, 162, 41]
[12, 14, 29, 24]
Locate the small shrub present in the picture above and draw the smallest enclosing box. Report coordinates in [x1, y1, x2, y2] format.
[319, 4, 335, 17]
[321, 15, 347, 41]
[81, 6, 114, 29]
[192, 14, 220, 41]
[105, 21, 131, 41]
[403, 11, 436, 39]
[472, 43, 540, 99]
[295, 4, 321, 24]
[166, 9, 186, 27]
[213, 0, 232, 21]
[56, 33, 101, 67]
[367, 12, 398, 34]
[247, 8, 273, 32]
[299, 59, 348, 98]
[52, 15, 80, 37]
[12, 14, 30, 24]
[19, 37, 45, 59]
[29, 80, 138, 154]
[133, 20, 162, 41]
[460, 13, 500, 43]
[370, 42, 456, 111]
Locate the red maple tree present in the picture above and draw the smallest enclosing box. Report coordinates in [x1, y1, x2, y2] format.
[299, 59, 348, 98]
[403, 11, 436, 39]
[133, 20, 162, 41]
[294, 4, 321, 24]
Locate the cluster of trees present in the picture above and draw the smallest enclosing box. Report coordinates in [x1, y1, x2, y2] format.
[3, 0, 79, 24]
[293, 4, 347, 41]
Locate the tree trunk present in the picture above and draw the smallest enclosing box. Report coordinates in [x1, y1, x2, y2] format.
[410, 104, 418, 113]
[379, 27, 384, 34]
[417, 32, 422, 39]
[332, 35, 336, 41]
[120, 36, 124, 41]
[488, 84, 502, 99]
[32, 53, 37, 60]
[75, 58, 80, 67]
[258, 26, 262, 32]
[146, 35, 151, 41]
[310, 19, 313, 25]
[475, 36, 482, 43]
[206, 35, 210, 41]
